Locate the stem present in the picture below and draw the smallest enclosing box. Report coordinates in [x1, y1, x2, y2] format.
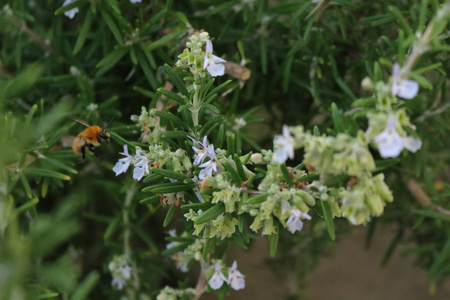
[191, 82, 200, 127]
[402, 3, 450, 74]
[7, 13, 56, 56]
[193, 260, 208, 300]
[123, 184, 140, 300]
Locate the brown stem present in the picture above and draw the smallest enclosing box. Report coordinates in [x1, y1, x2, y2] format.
[406, 178, 450, 216]
[7, 14, 56, 56]
[193, 260, 208, 300]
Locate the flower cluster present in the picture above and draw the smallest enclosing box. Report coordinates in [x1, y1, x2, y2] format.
[130, 107, 164, 144]
[207, 261, 245, 291]
[113, 145, 192, 181]
[340, 174, 393, 225]
[191, 136, 218, 179]
[185, 209, 239, 240]
[165, 230, 205, 272]
[366, 111, 421, 158]
[156, 286, 195, 300]
[108, 255, 132, 291]
[176, 31, 226, 78]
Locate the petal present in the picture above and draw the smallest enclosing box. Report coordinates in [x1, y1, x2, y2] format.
[273, 148, 288, 164]
[207, 62, 225, 77]
[212, 55, 227, 64]
[392, 62, 400, 78]
[403, 136, 422, 152]
[397, 79, 419, 99]
[230, 277, 245, 290]
[133, 166, 145, 181]
[205, 40, 213, 55]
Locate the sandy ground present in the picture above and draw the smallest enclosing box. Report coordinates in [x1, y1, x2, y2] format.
[224, 226, 450, 300]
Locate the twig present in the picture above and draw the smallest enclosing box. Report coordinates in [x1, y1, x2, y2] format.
[6, 13, 56, 56]
[193, 260, 208, 300]
[416, 103, 450, 123]
[406, 178, 450, 216]
[123, 184, 140, 299]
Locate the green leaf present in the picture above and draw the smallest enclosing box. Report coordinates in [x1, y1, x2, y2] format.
[223, 162, 242, 185]
[164, 64, 189, 97]
[144, 183, 196, 194]
[55, 0, 85, 15]
[180, 203, 213, 211]
[16, 197, 39, 215]
[156, 88, 187, 104]
[96, 47, 128, 76]
[245, 193, 269, 205]
[160, 131, 189, 139]
[103, 216, 120, 240]
[269, 231, 279, 257]
[99, 8, 123, 45]
[320, 201, 335, 241]
[227, 134, 236, 156]
[148, 32, 183, 51]
[280, 164, 293, 188]
[233, 154, 246, 181]
[23, 168, 71, 181]
[161, 244, 189, 256]
[163, 205, 177, 227]
[151, 168, 191, 181]
[139, 195, 160, 204]
[331, 103, 345, 133]
[412, 209, 450, 222]
[37, 293, 59, 300]
[194, 203, 225, 225]
[70, 272, 99, 300]
[202, 238, 216, 260]
[73, 10, 93, 54]
[428, 237, 450, 278]
[143, 173, 164, 183]
[387, 6, 414, 36]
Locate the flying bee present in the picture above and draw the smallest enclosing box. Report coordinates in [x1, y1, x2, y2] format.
[72, 118, 112, 160]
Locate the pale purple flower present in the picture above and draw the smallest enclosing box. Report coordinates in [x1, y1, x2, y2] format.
[113, 145, 133, 176]
[190, 136, 209, 165]
[392, 63, 419, 99]
[208, 263, 228, 290]
[130, 0, 142, 3]
[133, 151, 149, 181]
[273, 125, 295, 163]
[203, 40, 226, 77]
[112, 277, 126, 290]
[374, 117, 404, 158]
[62, 0, 79, 19]
[286, 209, 311, 233]
[227, 261, 245, 290]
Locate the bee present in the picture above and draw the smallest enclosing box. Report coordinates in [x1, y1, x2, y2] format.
[72, 118, 112, 160]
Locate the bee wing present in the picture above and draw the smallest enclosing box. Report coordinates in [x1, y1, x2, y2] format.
[71, 117, 91, 127]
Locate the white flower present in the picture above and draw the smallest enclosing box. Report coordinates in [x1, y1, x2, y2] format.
[199, 157, 217, 179]
[227, 261, 245, 290]
[391, 63, 419, 99]
[62, 0, 79, 19]
[113, 145, 133, 176]
[190, 136, 209, 165]
[133, 151, 149, 181]
[112, 277, 126, 290]
[373, 118, 404, 158]
[403, 136, 422, 153]
[130, 0, 142, 3]
[208, 263, 228, 290]
[286, 209, 311, 234]
[203, 40, 226, 77]
[273, 125, 295, 163]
